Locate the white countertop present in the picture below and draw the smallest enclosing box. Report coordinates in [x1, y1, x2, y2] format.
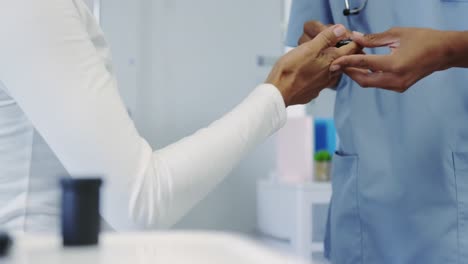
[5, 232, 309, 264]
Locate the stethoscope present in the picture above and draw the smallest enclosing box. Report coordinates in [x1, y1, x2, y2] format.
[343, 0, 369, 16]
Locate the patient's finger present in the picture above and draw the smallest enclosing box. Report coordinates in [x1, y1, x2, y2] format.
[298, 34, 312, 46]
[303, 20, 328, 39]
[303, 24, 347, 53]
[334, 42, 362, 57]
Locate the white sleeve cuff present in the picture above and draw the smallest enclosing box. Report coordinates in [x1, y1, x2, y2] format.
[249, 83, 287, 134]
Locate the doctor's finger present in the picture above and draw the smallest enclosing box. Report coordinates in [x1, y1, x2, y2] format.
[344, 68, 402, 90]
[331, 54, 395, 72]
[351, 30, 400, 48]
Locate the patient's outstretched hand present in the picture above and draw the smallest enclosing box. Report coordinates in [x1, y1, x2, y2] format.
[267, 25, 360, 106]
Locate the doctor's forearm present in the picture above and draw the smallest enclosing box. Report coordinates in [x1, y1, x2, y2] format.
[443, 31, 468, 69]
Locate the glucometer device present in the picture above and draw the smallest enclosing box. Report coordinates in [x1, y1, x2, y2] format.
[336, 39, 352, 48]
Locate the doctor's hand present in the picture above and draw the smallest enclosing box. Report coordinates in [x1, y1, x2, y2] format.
[266, 24, 360, 106]
[331, 27, 458, 92]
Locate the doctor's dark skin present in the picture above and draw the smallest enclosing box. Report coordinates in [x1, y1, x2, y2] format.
[330, 27, 468, 92]
[266, 25, 360, 106]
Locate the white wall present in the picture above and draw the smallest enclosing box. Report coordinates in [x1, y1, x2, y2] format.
[99, 0, 337, 234]
[99, 0, 336, 122]
[133, 0, 284, 233]
[100, 0, 140, 116]
[81, 0, 94, 10]
[98, 0, 339, 234]
[308, 90, 336, 119]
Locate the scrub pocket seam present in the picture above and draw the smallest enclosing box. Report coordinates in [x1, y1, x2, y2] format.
[453, 152, 460, 264]
[331, 153, 363, 264]
[355, 156, 364, 264]
[453, 151, 468, 264]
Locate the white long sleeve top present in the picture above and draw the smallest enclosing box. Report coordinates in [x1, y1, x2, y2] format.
[0, 0, 286, 232]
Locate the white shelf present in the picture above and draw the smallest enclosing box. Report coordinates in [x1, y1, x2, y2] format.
[11, 232, 303, 264]
[256, 179, 332, 261]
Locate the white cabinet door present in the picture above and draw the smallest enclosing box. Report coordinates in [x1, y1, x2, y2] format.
[98, 0, 139, 114]
[81, 0, 100, 22]
[81, 0, 93, 8]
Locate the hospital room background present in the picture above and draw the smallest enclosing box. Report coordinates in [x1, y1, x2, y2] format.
[89, 0, 336, 262]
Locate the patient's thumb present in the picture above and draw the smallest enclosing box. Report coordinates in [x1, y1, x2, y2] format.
[307, 25, 347, 51]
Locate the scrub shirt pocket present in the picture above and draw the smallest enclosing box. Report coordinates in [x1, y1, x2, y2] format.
[331, 153, 362, 264]
[454, 152, 468, 262]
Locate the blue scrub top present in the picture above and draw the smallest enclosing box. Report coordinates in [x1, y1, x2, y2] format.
[287, 1, 468, 264]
